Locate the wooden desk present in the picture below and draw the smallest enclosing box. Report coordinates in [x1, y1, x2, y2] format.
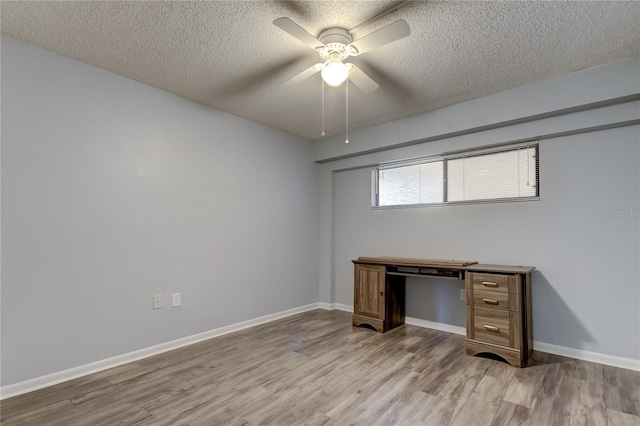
[352, 257, 535, 367]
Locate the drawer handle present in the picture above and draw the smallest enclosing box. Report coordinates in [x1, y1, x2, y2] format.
[482, 281, 498, 287]
[482, 298, 499, 305]
[484, 325, 500, 332]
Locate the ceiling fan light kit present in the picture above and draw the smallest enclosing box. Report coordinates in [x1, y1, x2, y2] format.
[273, 15, 411, 142]
[321, 59, 350, 86]
[316, 27, 355, 87]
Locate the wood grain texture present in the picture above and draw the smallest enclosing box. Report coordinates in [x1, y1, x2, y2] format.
[466, 271, 532, 367]
[473, 289, 510, 310]
[2, 310, 639, 426]
[385, 274, 406, 331]
[466, 305, 475, 339]
[355, 260, 533, 368]
[524, 272, 534, 361]
[352, 315, 384, 332]
[354, 257, 478, 267]
[466, 339, 523, 368]
[470, 272, 512, 293]
[353, 264, 385, 320]
[509, 286, 522, 312]
[473, 306, 510, 347]
[353, 258, 536, 275]
[466, 264, 536, 274]
[510, 310, 522, 350]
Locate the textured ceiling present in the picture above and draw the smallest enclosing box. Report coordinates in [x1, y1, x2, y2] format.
[2, 1, 639, 141]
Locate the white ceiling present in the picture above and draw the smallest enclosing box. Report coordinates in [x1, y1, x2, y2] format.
[2, 1, 639, 141]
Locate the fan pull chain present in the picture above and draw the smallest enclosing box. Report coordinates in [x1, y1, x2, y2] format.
[345, 78, 349, 144]
[321, 80, 325, 137]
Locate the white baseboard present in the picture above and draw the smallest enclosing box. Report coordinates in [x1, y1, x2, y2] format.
[323, 303, 467, 335]
[405, 317, 467, 336]
[317, 302, 334, 310]
[534, 341, 640, 372]
[332, 303, 354, 312]
[0, 302, 322, 400]
[318, 302, 352, 312]
[4, 302, 638, 399]
[320, 303, 640, 372]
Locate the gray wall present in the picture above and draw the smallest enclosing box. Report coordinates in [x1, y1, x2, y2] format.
[332, 128, 640, 359]
[1, 37, 319, 386]
[317, 60, 640, 361]
[2, 35, 638, 387]
[334, 169, 467, 327]
[314, 60, 640, 162]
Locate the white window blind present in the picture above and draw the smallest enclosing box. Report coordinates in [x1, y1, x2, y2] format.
[375, 143, 538, 207]
[447, 146, 537, 202]
[378, 161, 443, 206]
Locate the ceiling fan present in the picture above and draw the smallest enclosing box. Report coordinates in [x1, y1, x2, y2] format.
[273, 16, 411, 93]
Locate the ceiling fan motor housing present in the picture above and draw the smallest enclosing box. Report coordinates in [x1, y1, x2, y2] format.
[318, 27, 352, 45]
[317, 27, 356, 59]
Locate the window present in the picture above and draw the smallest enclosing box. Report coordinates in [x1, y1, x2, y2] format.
[375, 143, 538, 207]
[378, 160, 443, 206]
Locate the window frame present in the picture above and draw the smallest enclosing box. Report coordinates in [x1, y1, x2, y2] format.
[373, 142, 539, 209]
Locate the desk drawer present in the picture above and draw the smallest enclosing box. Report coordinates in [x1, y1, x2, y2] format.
[473, 289, 509, 310]
[471, 273, 513, 293]
[473, 307, 510, 347]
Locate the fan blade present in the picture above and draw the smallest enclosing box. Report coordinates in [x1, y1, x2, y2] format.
[354, 59, 418, 105]
[348, 20, 410, 55]
[280, 63, 323, 88]
[346, 64, 379, 93]
[348, 1, 412, 32]
[216, 57, 304, 96]
[273, 17, 325, 51]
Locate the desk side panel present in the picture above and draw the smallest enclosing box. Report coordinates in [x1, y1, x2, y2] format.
[386, 274, 406, 330]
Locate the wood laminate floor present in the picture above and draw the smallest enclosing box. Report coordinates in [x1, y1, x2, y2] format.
[2, 310, 639, 425]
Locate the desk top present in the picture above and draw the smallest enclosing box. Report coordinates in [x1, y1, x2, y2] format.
[354, 256, 477, 268]
[353, 257, 535, 274]
[465, 263, 536, 273]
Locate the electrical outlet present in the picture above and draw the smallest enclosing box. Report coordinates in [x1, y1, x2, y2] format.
[460, 289, 465, 301]
[172, 293, 181, 307]
[153, 295, 162, 310]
